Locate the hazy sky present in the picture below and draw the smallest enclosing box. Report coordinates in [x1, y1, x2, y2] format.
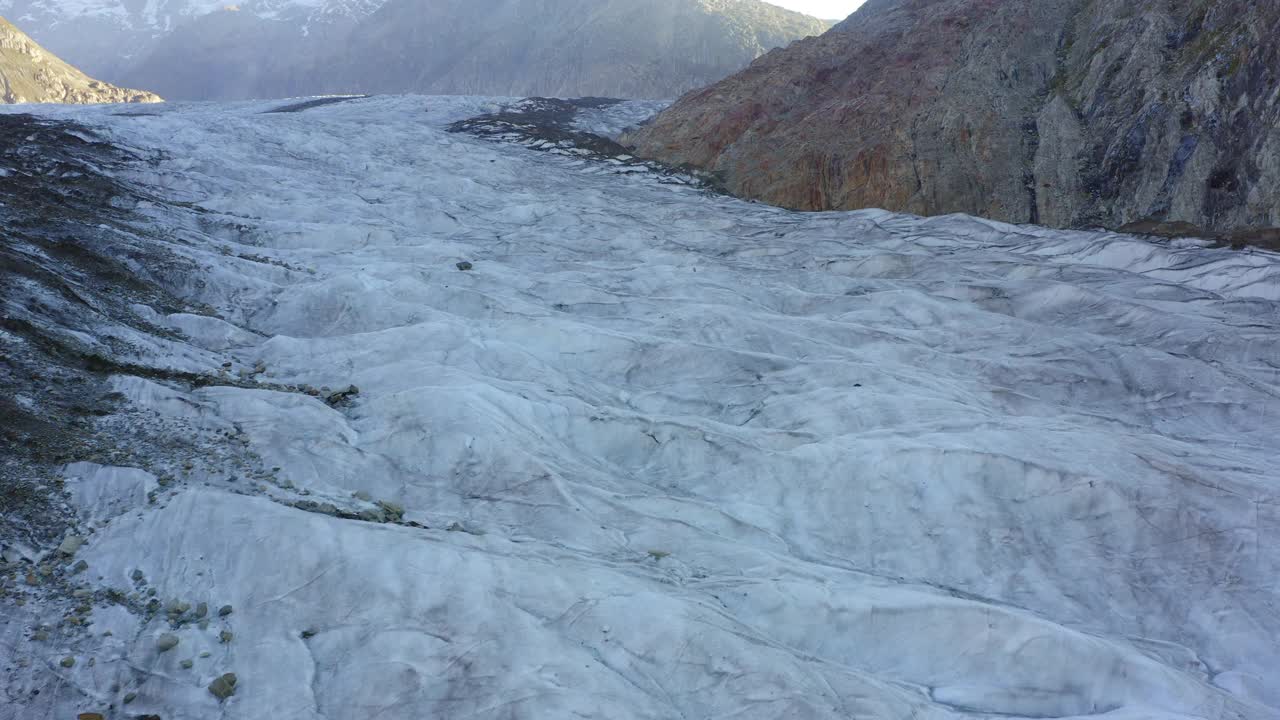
[769, 0, 866, 20]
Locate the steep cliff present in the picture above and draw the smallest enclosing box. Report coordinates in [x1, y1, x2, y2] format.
[624, 0, 1280, 234]
[0, 17, 161, 104]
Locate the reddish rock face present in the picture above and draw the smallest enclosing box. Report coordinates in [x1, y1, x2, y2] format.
[625, 0, 1280, 234]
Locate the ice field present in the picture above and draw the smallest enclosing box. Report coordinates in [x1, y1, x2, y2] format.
[2, 95, 1278, 719]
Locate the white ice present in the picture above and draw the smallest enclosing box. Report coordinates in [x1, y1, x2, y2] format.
[3, 95, 1279, 720]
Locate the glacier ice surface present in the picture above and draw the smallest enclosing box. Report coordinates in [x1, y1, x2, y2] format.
[1, 95, 1278, 720]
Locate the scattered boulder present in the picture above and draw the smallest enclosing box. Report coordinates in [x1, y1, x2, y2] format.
[377, 500, 405, 522]
[157, 634, 179, 652]
[57, 536, 85, 556]
[208, 672, 237, 701]
[446, 521, 485, 536]
[293, 499, 341, 516]
[323, 385, 360, 407]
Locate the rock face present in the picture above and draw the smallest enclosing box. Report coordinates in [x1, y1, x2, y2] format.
[0, 17, 161, 104]
[0, 0, 829, 101]
[624, 0, 1280, 233]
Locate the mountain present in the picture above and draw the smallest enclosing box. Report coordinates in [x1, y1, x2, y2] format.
[0, 16, 160, 104]
[623, 0, 1280, 235]
[0, 0, 831, 100]
[2, 95, 1278, 720]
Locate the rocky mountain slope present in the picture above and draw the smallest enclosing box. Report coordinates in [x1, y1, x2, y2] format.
[0, 16, 160, 104]
[624, 0, 1280, 234]
[0, 0, 830, 100]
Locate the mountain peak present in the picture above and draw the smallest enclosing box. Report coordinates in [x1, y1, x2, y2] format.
[2, 0, 831, 100]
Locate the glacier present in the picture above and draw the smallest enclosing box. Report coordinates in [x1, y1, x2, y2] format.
[1, 95, 1278, 720]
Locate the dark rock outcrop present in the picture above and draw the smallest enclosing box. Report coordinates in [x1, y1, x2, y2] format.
[624, 0, 1280, 234]
[0, 16, 160, 104]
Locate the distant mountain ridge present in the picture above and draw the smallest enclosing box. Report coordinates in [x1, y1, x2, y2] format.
[625, 0, 1280, 235]
[0, 16, 160, 104]
[0, 0, 830, 100]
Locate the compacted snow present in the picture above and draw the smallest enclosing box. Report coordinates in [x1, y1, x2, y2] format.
[2, 96, 1279, 720]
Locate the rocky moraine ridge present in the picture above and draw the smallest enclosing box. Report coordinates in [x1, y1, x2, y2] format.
[625, 0, 1280, 238]
[0, 107, 401, 715]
